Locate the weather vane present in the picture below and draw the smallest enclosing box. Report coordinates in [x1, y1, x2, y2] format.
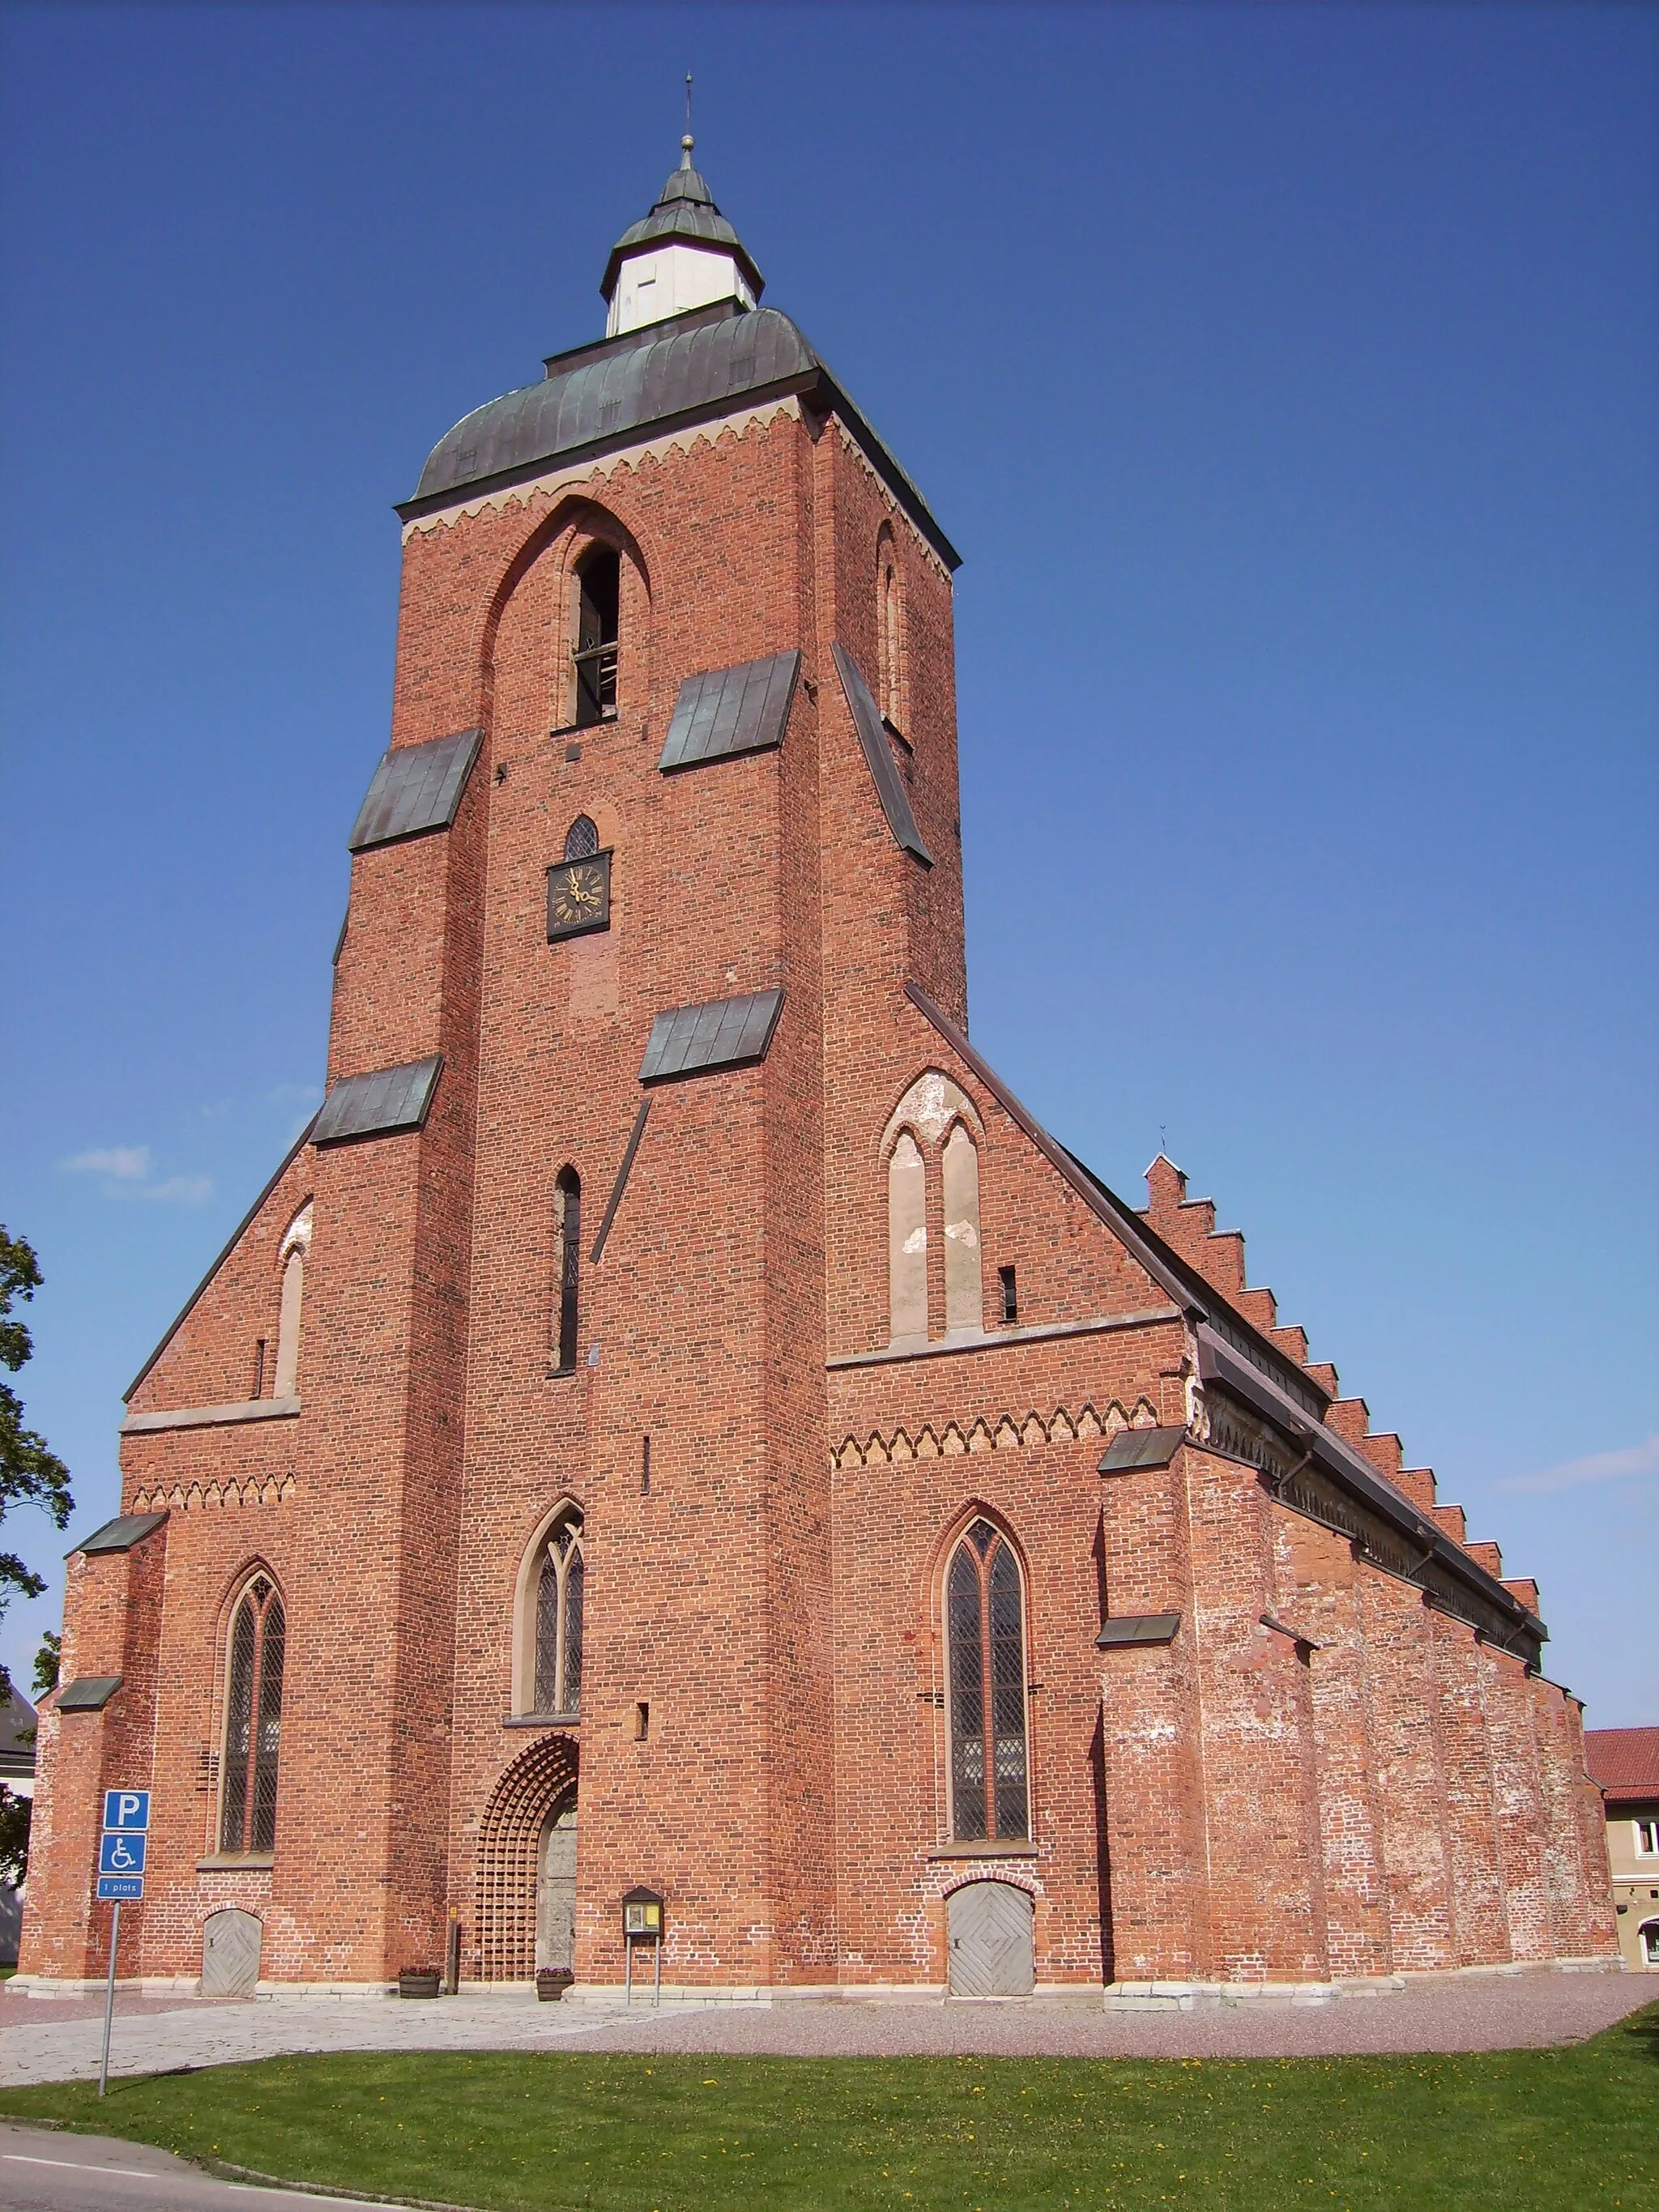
[684, 71, 693, 147]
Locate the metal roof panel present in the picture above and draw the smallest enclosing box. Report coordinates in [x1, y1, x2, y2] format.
[1096, 1613, 1182, 1647]
[638, 989, 785, 1084]
[312, 1055, 443, 1146]
[348, 729, 481, 853]
[70, 1511, 168, 1558]
[831, 642, 933, 865]
[659, 650, 800, 772]
[1098, 1426, 1186, 1473]
[56, 1676, 123, 1712]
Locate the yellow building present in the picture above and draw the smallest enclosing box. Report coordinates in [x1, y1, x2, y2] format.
[1586, 1728, 1659, 1973]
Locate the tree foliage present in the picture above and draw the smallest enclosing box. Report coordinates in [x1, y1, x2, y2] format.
[0, 1784, 29, 1890]
[0, 1228, 74, 1699]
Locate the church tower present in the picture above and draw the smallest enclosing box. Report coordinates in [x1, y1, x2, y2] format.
[21, 147, 1613, 2001]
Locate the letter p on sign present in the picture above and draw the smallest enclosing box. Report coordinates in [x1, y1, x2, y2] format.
[103, 1790, 150, 1831]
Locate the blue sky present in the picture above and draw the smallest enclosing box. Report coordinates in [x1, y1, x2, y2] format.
[2, 3, 1654, 1724]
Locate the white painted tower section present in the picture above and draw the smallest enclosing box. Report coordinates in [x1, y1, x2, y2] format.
[607, 242, 756, 337]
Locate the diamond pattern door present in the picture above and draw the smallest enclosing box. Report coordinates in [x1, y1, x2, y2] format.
[946, 1880, 1034, 1997]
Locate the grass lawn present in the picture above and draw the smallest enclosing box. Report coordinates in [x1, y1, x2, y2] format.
[1, 2008, 1655, 2211]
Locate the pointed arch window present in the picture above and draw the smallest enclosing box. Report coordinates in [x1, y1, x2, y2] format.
[945, 1519, 1029, 1843]
[941, 1122, 981, 1333]
[882, 1075, 984, 1345]
[272, 1204, 311, 1400]
[572, 548, 619, 727]
[552, 1167, 581, 1374]
[220, 1575, 285, 1856]
[534, 1514, 585, 1716]
[564, 815, 599, 863]
[888, 1130, 928, 1344]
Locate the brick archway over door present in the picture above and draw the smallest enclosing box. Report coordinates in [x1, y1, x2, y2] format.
[475, 1733, 578, 1980]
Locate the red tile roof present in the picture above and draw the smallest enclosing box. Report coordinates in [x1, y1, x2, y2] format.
[1584, 1726, 1659, 1803]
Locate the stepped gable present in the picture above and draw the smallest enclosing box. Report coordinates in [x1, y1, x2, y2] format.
[1138, 1152, 1523, 1600]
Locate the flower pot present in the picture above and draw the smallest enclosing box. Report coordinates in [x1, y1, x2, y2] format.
[399, 1969, 441, 1999]
[536, 1970, 574, 2002]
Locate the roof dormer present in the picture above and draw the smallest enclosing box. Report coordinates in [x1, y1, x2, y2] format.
[601, 139, 765, 336]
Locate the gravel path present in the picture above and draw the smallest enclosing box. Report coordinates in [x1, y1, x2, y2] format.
[1, 1969, 1648, 2086]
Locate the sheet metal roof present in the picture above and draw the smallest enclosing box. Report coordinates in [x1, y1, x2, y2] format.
[312, 1055, 443, 1146]
[401, 303, 960, 569]
[1098, 1426, 1185, 1473]
[601, 152, 766, 305]
[70, 1511, 168, 1557]
[1096, 1613, 1181, 1648]
[56, 1677, 122, 1712]
[659, 650, 800, 773]
[0, 1690, 35, 1776]
[348, 729, 481, 852]
[832, 642, 932, 865]
[638, 989, 784, 1084]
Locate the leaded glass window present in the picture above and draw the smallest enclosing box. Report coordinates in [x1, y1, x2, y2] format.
[533, 1515, 585, 1716]
[220, 1575, 285, 1856]
[946, 1519, 1030, 1843]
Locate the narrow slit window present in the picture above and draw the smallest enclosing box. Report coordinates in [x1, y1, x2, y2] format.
[220, 1575, 285, 1856]
[877, 534, 903, 731]
[998, 1266, 1018, 1324]
[945, 1519, 1030, 1844]
[553, 1167, 581, 1373]
[572, 550, 620, 727]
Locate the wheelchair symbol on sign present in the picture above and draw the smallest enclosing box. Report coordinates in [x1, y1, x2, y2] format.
[97, 1831, 147, 1877]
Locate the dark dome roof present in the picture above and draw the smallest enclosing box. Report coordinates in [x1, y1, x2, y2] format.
[405, 305, 817, 514]
[399, 297, 960, 570]
[600, 146, 765, 305]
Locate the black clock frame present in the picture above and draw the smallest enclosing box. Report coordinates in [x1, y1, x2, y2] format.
[546, 848, 612, 942]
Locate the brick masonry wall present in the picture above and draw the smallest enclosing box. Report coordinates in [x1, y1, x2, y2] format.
[21, 365, 1617, 1993]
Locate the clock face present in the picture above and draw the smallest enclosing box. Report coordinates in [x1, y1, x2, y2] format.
[546, 850, 612, 941]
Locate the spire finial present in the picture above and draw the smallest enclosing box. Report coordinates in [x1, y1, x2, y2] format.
[681, 72, 693, 166]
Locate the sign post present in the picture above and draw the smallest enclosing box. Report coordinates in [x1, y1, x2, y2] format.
[95, 1790, 149, 2097]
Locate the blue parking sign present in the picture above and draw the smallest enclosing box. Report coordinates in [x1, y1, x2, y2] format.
[103, 1789, 150, 1831]
[96, 1875, 143, 1901]
[98, 1831, 146, 1877]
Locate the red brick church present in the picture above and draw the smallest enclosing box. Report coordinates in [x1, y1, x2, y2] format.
[21, 145, 1616, 2000]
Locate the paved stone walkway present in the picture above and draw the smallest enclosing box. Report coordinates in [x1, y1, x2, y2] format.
[1, 1968, 1648, 2084]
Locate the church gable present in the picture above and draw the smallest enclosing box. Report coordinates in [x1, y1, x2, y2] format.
[122, 1135, 316, 1426]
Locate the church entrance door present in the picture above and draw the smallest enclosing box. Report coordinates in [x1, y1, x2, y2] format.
[536, 1799, 578, 1974]
[946, 1881, 1034, 1997]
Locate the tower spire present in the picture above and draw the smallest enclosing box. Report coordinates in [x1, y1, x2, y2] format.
[601, 113, 765, 338]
